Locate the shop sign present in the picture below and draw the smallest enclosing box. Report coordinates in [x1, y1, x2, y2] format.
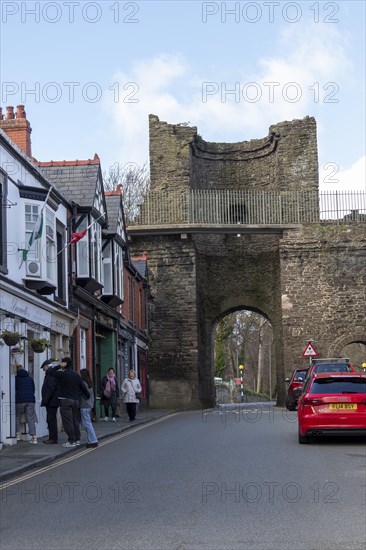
[1, 292, 51, 326]
[50, 312, 77, 336]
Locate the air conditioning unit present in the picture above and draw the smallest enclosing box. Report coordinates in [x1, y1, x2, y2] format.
[26, 260, 41, 277]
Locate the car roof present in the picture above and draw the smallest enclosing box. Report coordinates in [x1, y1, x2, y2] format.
[312, 372, 366, 380]
[294, 367, 309, 372]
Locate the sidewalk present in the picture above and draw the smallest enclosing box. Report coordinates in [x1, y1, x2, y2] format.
[0, 407, 176, 483]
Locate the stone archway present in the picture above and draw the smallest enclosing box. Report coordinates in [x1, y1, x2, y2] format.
[327, 329, 366, 358]
[212, 308, 275, 400]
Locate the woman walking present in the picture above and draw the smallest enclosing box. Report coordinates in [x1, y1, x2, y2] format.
[121, 370, 142, 422]
[100, 368, 119, 422]
[80, 369, 98, 448]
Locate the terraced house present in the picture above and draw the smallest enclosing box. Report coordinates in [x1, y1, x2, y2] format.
[0, 106, 148, 446]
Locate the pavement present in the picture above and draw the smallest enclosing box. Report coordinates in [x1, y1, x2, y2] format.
[0, 407, 176, 483]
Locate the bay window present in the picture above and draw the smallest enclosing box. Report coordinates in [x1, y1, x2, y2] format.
[76, 215, 103, 285]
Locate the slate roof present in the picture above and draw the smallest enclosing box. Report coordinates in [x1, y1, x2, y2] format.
[132, 260, 148, 278]
[38, 159, 101, 208]
[131, 252, 148, 279]
[105, 194, 121, 234]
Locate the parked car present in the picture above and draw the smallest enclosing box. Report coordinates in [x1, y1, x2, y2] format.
[302, 357, 354, 388]
[285, 367, 309, 410]
[297, 372, 366, 444]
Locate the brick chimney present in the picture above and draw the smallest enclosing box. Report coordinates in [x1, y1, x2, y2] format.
[0, 105, 32, 157]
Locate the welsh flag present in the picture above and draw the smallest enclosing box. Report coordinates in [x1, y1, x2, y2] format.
[22, 212, 44, 262]
[20, 187, 52, 268]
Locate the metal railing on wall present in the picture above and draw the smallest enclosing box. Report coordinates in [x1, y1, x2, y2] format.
[127, 190, 366, 226]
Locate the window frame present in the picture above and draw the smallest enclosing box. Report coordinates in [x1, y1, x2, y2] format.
[0, 169, 8, 274]
[45, 207, 57, 284]
[80, 328, 87, 370]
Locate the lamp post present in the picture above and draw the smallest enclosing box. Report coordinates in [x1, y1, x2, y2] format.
[239, 364, 244, 402]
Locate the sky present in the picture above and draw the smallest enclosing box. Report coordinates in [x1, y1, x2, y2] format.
[1, 0, 365, 191]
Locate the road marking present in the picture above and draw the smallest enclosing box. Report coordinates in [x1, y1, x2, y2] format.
[0, 413, 180, 491]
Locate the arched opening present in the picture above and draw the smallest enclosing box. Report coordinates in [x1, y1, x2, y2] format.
[212, 308, 275, 404]
[340, 341, 366, 371]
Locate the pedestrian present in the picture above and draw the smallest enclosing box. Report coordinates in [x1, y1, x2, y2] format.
[80, 369, 98, 448]
[121, 370, 142, 422]
[40, 359, 59, 444]
[100, 368, 119, 422]
[48, 357, 89, 447]
[15, 364, 37, 444]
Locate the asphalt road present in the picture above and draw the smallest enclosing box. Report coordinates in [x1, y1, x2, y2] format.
[1, 403, 365, 550]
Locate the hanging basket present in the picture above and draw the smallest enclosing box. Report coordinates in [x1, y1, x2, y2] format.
[2, 334, 21, 346]
[30, 339, 49, 353]
[31, 344, 46, 353]
[30, 342, 46, 353]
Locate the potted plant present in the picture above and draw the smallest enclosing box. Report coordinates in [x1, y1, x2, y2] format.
[29, 338, 52, 353]
[0, 330, 21, 346]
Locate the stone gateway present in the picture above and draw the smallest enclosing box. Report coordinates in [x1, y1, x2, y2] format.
[128, 115, 366, 409]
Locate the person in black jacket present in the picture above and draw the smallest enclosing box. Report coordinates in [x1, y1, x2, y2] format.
[15, 365, 37, 444]
[40, 359, 59, 444]
[48, 357, 90, 447]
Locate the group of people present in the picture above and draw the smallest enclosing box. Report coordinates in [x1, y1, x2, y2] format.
[15, 360, 142, 447]
[100, 367, 142, 423]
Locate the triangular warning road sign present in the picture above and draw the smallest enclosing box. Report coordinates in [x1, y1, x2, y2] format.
[302, 342, 318, 357]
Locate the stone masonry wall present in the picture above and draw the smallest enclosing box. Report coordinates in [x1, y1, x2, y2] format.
[130, 234, 201, 409]
[280, 224, 366, 377]
[149, 114, 318, 194]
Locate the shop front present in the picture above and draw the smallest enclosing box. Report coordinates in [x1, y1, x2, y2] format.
[0, 283, 76, 445]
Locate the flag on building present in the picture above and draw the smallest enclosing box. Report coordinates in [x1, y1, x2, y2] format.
[22, 214, 44, 261]
[71, 228, 88, 244]
[20, 186, 52, 267]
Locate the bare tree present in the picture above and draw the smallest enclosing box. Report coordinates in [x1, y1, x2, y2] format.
[103, 162, 150, 222]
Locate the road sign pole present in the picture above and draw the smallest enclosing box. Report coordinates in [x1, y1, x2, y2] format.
[239, 365, 244, 402]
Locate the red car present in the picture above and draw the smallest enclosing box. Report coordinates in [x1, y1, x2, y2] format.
[301, 357, 355, 387]
[297, 373, 366, 444]
[285, 367, 309, 410]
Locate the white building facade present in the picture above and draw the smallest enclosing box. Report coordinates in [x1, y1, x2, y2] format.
[0, 123, 77, 446]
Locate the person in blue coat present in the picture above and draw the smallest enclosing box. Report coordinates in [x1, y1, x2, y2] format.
[15, 365, 37, 444]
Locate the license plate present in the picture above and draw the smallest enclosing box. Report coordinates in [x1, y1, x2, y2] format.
[329, 404, 357, 410]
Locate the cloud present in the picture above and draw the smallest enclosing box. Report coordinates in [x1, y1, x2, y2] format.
[320, 156, 366, 192]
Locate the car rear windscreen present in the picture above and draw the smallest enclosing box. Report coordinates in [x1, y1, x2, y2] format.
[314, 364, 350, 373]
[310, 379, 366, 394]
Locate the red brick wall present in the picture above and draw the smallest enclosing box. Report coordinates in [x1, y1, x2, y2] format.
[0, 106, 32, 157]
[119, 267, 147, 330]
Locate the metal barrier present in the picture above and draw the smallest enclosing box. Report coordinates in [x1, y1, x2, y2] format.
[127, 190, 366, 226]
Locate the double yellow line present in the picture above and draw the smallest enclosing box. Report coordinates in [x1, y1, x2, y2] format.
[0, 413, 180, 491]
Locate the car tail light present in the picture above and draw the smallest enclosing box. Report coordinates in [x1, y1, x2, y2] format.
[301, 397, 325, 406]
